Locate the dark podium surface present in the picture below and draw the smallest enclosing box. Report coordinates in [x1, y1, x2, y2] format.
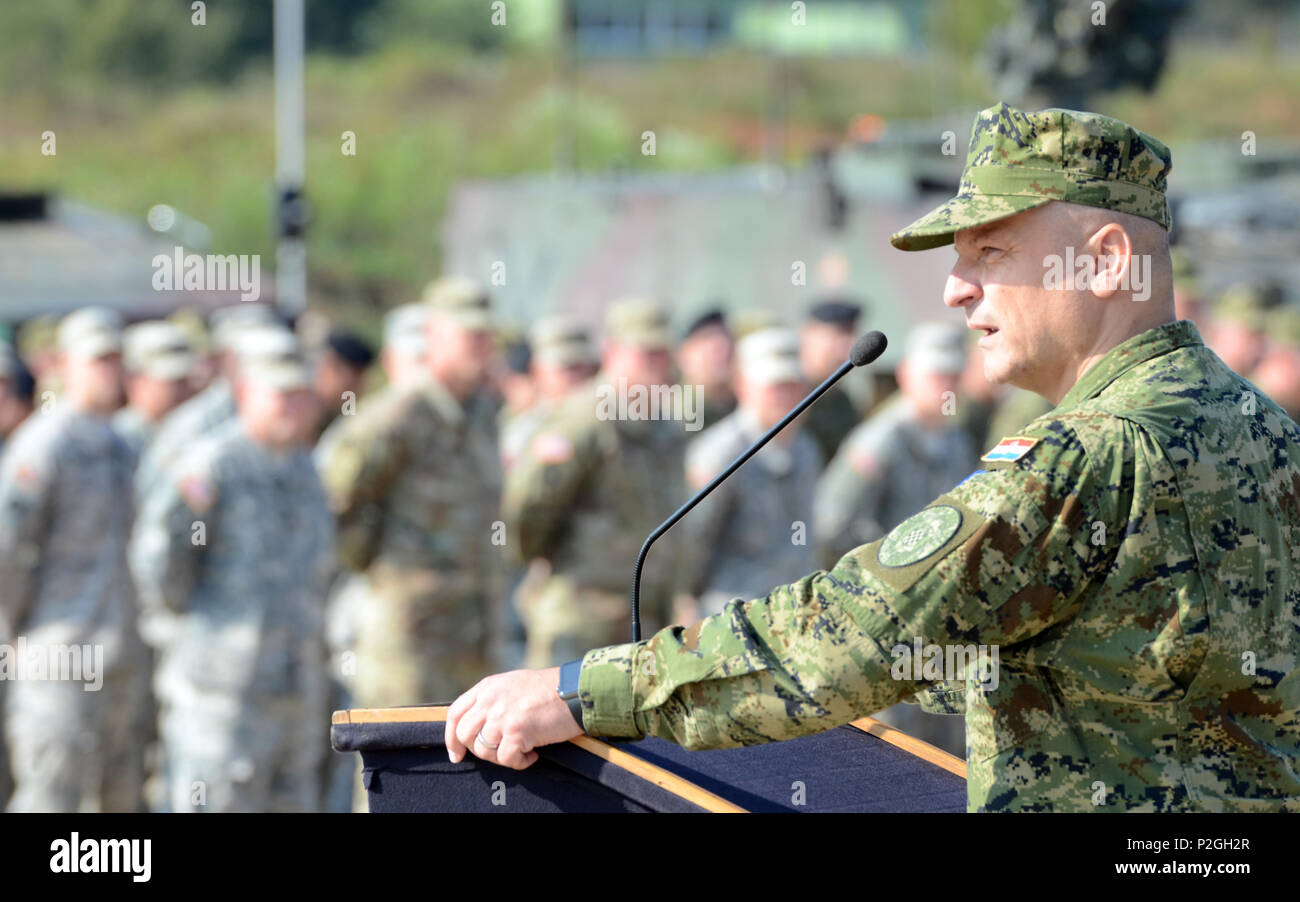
[332, 706, 968, 813]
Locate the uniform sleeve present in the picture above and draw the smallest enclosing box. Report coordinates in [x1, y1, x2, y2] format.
[0, 429, 57, 631]
[814, 425, 891, 568]
[578, 418, 1116, 745]
[501, 419, 595, 564]
[129, 454, 220, 615]
[318, 403, 408, 571]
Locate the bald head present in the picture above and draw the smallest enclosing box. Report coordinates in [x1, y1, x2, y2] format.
[945, 201, 1175, 403]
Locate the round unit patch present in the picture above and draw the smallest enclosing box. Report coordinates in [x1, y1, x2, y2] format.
[877, 505, 963, 568]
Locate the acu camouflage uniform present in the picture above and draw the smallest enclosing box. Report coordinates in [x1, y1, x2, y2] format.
[0, 405, 148, 812]
[130, 418, 334, 812]
[318, 377, 503, 707]
[681, 331, 822, 619]
[570, 105, 1300, 811]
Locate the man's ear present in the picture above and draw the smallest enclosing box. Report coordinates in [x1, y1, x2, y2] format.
[1088, 222, 1132, 299]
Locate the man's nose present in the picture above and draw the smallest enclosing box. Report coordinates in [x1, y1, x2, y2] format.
[943, 268, 981, 310]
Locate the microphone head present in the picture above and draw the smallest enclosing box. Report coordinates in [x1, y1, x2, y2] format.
[850, 331, 887, 367]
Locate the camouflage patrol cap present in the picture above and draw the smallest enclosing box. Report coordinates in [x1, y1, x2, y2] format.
[530, 314, 597, 367]
[383, 302, 429, 354]
[58, 306, 123, 358]
[422, 276, 493, 330]
[123, 321, 197, 380]
[737, 327, 803, 386]
[891, 103, 1173, 251]
[605, 297, 671, 350]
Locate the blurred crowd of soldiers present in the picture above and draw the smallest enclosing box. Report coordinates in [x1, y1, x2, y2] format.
[0, 250, 1296, 812]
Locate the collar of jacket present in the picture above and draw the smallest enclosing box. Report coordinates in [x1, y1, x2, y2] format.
[1056, 319, 1204, 412]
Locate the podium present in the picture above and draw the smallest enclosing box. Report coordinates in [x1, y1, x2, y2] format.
[332, 706, 967, 813]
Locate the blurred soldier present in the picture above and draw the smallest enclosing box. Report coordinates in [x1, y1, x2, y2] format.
[496, 340, 536, 433]
[680, 328, 820, 619]
[800, 298, 868, 463]
[380, 303, 429, 388]
[1252, 306, 1300, 421]
[311, 327, 375, 442]
[135, 303, 282, 503]
[501, 315, 598, 472]
[0, 307, 147, 812]
[130, 345, 331, 813]
[0, 345, 36, 456]
[318, 277, 503, 711]
[676, 309, 736, 433]
[0, 346, 34, 808]
[815, 325, 972, 758]
[1203, 284, 1268, 377]
[815, 322, 975, 565]
[502, 298, 687, 668]
[500, 317, 600, 670]
[114, 321, 198, 462]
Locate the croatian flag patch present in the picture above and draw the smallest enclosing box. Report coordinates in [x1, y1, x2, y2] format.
[981, 436, 1038, 463]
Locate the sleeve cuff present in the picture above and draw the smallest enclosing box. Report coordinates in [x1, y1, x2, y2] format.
[578, 642, 646, 739]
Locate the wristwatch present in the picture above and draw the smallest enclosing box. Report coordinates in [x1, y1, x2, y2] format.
[557, 657, 586, 732]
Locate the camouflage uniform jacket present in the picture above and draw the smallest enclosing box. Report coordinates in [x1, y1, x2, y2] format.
[681, 408, 821, 610]
[0, 406, 141, 673]
[814, 394, 976, 564]
[502, 376, 687, 610]
[134, 378, 236, 503]
[318, 376, 502, 595]
[130, 419, 334, 697]
[578, 321, 1300, 812]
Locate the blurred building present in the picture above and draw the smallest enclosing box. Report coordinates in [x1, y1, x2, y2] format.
[0, 192, 251, 328]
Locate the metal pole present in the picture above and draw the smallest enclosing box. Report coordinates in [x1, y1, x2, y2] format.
[274, 0, 307, 316]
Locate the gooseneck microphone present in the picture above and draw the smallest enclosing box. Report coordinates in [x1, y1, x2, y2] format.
[630, 331, 888, 641]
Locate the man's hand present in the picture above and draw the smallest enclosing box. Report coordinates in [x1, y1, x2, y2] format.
[445, 666, 584, 770]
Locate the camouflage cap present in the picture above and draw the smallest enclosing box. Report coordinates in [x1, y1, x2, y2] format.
[123, 321, 197, 381]
[605, 297, 671, 350]
[530, 314, 598, 367]
[383, 302, 429, 354]
[422, 276, 493, 330]
[903, 321, 967, 375]
[211, 303, 281, 351]
[737, 327, 803, 386]
[58, 306, 123, 358]
[891, 103, 1173, 252]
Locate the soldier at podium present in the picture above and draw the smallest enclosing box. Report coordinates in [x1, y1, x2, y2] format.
[442, 104, 1300, 813]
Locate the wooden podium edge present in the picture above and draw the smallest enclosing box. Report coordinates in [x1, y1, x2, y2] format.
[333, 707, 747, 813]
[849, 716, 967, 779]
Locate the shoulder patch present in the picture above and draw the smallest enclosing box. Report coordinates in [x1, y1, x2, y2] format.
[859, 495, 984, 595]
[981, 435, 1038, 463]
[531, 432, 575, 465]
[179, 474, 216, 513]
[878, 505, 963, 568]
